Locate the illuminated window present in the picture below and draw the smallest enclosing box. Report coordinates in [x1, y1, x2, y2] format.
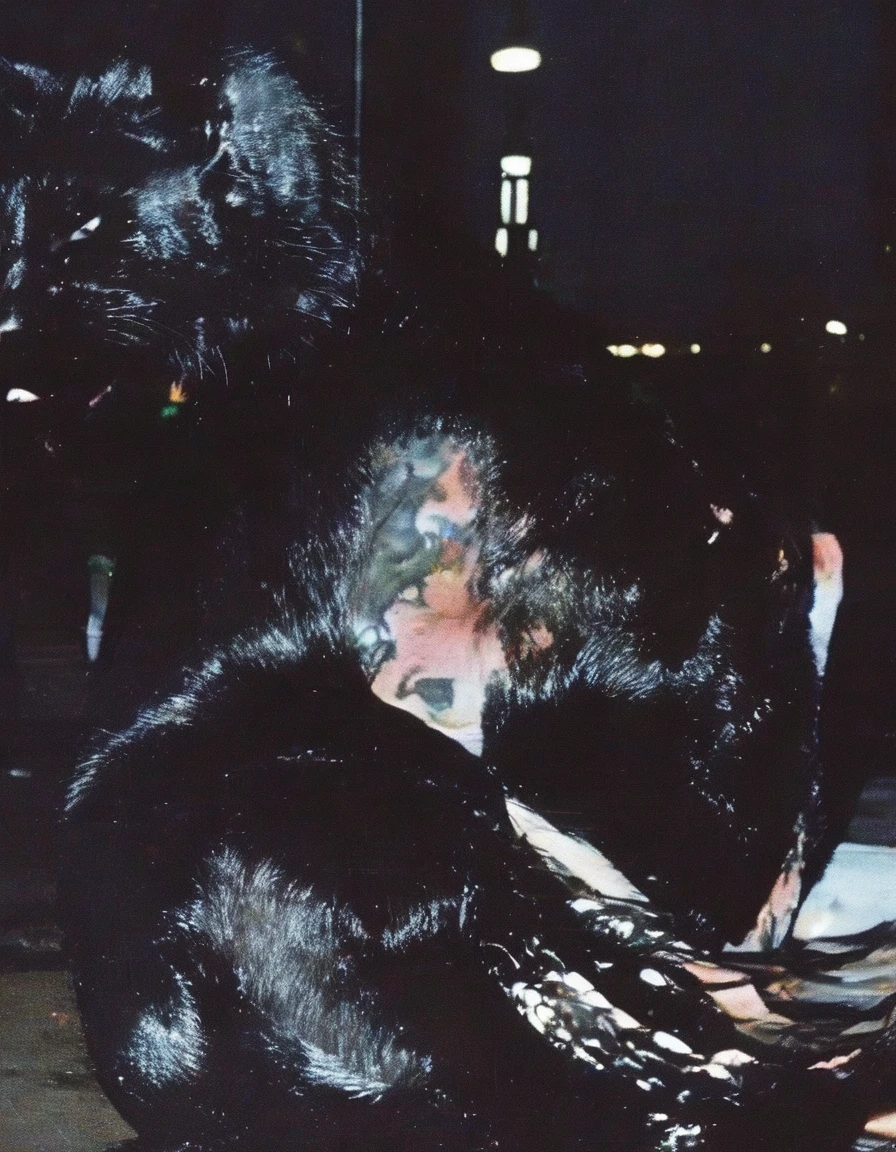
[496, 158, 536, 252]
[501, 154, 532, 177]
[514, 178, 529, 224]
[501, 179, 512, 224]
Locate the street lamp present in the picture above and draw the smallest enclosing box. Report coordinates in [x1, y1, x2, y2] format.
[490, 0, 541, 73]
[491, 46, 541, 73]
[492, 1, 541, 265]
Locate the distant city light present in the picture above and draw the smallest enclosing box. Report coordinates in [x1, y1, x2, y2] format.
[501, 154, 532, 177]
[641, 343, 665, 358]
[6, 387, 39, 402]
[617, 344, 638, 358]
[690, 343, 701, 354]
[495, 227, 509, 257]
[825, 319, 847, 336]
[491, 46, 542, 72]
[528, 228, 538, 251]
[760, 342, 772, 353]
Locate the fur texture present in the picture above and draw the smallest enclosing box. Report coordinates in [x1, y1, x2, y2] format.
[0, 52, 359, 404]
[11, 50, 879, 1152]
[62, 401, 888, 1151]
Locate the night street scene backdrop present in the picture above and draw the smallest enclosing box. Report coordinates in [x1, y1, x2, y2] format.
[2, 2, 896, 1150]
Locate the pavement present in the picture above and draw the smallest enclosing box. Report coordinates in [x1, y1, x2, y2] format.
[0, 969, 134, 1152]
[0, 640, 136, 1150]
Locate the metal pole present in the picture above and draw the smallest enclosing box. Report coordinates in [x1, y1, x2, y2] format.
[353, 0, 363, 208]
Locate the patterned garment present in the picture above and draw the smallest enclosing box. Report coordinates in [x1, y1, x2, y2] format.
[352, 432, 896, 1145]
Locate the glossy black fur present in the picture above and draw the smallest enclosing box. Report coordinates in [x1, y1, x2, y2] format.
[61, 379, 890, 1150]
[0, 52, 359, 404]
[15, 48, 879, 1152]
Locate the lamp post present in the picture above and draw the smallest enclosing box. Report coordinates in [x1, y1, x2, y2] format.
[491, 0, 540, 270]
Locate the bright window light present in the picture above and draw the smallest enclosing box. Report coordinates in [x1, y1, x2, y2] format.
[6, 387, 39, 402]
[514, 178, 529, 224]
[641, 343, 665, 358]
[500, 178, 512, 224]
[617, 344, 638, 358]
[491, 46, 542, 72]
[690, 343, 701, 354]
[825, 319, 847, 336]
[501, 154, 532, 177]
[528, 228, 538, 251]
[495, 227, 509, 257]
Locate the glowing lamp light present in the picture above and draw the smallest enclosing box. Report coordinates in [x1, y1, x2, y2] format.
[825, 319, 847, 336]
[617, 344, 638, 358]
[491, 46, 542, 72]
[760, 342, 772, 353]
[690, 343, 701, 354]
[501, 154, 532, 177]
[641, 343, 665, 358]
[6, 387, 39, 402]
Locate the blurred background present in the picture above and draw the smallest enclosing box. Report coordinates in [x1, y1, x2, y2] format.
[1, 3, 895, 1148]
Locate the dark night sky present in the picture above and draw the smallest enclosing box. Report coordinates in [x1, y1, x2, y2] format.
[0, 0, 883, 339]
[464, 1, 880, 338]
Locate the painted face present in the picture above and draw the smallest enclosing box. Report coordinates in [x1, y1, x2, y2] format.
[355, 439, 508, 756]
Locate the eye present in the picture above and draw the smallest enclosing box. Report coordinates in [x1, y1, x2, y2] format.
[68, 215, 102, 242]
